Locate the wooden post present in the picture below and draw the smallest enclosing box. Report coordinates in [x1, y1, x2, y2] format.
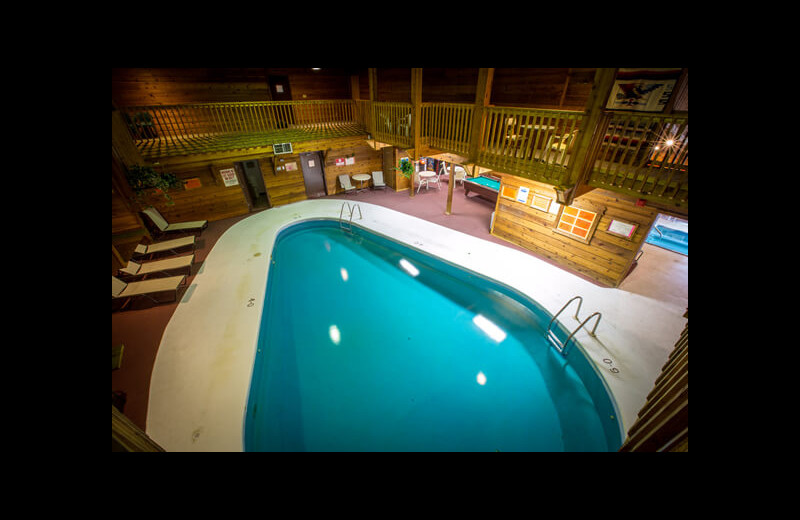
[467, 68, 494, 164]
[350, 74, 360, 100]
[409, 68, 423, 198]
[368, 68, 377, 102]
[563, 68, 617, 191]
[445, 161, 455, 215]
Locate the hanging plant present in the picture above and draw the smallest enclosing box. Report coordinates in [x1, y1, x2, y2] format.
[125, 165, 182, 205]
[393, 158, 414, 179]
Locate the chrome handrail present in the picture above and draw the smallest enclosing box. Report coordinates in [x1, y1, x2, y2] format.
[546, 296, 602, 356]
[339, 201, 362, 232]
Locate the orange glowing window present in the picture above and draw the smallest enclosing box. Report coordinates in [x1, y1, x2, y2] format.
[555, 205, 598, 242]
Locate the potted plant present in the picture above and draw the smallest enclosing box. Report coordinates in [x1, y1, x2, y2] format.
[393, 158, 414, 179]
[125, 164, 183, 205]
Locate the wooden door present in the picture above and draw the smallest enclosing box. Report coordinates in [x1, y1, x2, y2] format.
[299, 151, 327, 198]
[268, 75, 292, 101]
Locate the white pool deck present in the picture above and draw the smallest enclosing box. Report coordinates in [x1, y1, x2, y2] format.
[147, 199, 688, 451]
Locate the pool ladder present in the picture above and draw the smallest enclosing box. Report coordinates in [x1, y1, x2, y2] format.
[545, 296, 602, 356]
[339, 201, 362, 233]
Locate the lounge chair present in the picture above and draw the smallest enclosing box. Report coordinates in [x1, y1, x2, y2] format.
[118, 253, 194, 279]
[132, 235, 196, 260]
[112, 274, 186, 311]
[141, 206, 208, 237]
[338, 174, 355, 195]
[371, 171, 386, 190]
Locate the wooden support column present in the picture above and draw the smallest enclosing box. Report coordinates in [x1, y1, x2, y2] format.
[350, 74, 360, 100]
[562, 68, 617, 193]
[368, 68, 377, 102]
[467, 68, 494, 164]
[445, 161, 455, 215]
[409, 68, 423, 198]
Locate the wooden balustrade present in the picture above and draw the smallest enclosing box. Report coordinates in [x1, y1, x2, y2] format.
[370, 101, 413, 148]
[120, 98, 687, 209]
[587, 111, 688, 207]
[421, 103, 473, 156]
[477, 106, 584, 185]
[122, 100, 359, 142]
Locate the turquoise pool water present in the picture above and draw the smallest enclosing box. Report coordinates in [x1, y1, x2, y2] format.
[244, 221, 622, 451]
[645, 225, 688, 256]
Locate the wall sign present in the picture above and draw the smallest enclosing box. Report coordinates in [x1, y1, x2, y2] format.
[500, 185, 517, 200]
[219, 168, 238, 187]
[515, 186, 530, 204]
[183, 177, 202, 190]
[605, 68, 682, 113]
[530, 193, 552, 212]
[607, 218, 638, 239]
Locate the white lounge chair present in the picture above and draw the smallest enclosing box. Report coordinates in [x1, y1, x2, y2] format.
[132, 235, 196, 260]
[371, 171, 386, 190]
[112, 274, 186, 311]
[338, 174, 355, 195]
[141, 206, 208, 237]
[118, 253, 194, 279]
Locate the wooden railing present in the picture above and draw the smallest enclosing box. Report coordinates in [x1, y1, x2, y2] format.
[421, 103, 473, 156]
[477, 106, 584, 186]
[369, 101, 413, 148]
[619, 309, 688, 452]
[587, 111, 688, 207]
[122, 100, 359, 143]
[120, 98, 687, 208]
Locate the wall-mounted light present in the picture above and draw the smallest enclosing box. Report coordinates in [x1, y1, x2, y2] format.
[553, 185, 575, 206]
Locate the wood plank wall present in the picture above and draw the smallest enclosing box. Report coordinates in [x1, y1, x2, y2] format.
[111, 68, 354, 107]
[367, 68, 594, 109]
[491, 68, 595, 109]
[491, 174, 658, 287]
[112, 135, 385, 238]
[323, 142, 384, 194]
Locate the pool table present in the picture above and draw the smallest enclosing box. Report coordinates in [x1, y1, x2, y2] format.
[463, 174, 501, 203]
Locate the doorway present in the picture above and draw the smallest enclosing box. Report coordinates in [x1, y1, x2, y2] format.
[645, 213, 688, 256]
[268, 75, 293, 128]
[299, 151, 327, 198]
[234, 160, 271, 210]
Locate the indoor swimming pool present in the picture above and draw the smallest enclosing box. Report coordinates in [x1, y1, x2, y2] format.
[645, 215, 688, 256]
[244, 220, 622, 452]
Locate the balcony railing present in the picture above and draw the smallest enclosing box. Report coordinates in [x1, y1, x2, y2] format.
[421, 102, 473, 156]
[121, 100, 364, 159]
[120, 98, 687, 208]
[587, 111, 688, 206]
[477, 106, 584, 186]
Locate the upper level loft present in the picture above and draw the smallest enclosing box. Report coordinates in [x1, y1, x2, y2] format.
[112, 68, 688, 212]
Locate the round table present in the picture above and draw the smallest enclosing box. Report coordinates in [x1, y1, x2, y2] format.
[352, 173, 371, 192]
[417, 171, 437, 192]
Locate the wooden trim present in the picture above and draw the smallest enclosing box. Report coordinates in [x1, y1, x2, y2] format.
[112, 405, 165, 452]
[619, 311, 688, 452]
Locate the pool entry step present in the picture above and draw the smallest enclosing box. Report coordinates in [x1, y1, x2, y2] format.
[339, 202, 362, 233]
[546, 296, 602, 355]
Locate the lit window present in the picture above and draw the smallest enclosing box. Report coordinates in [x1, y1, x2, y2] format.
[555, 205, 599, 243]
